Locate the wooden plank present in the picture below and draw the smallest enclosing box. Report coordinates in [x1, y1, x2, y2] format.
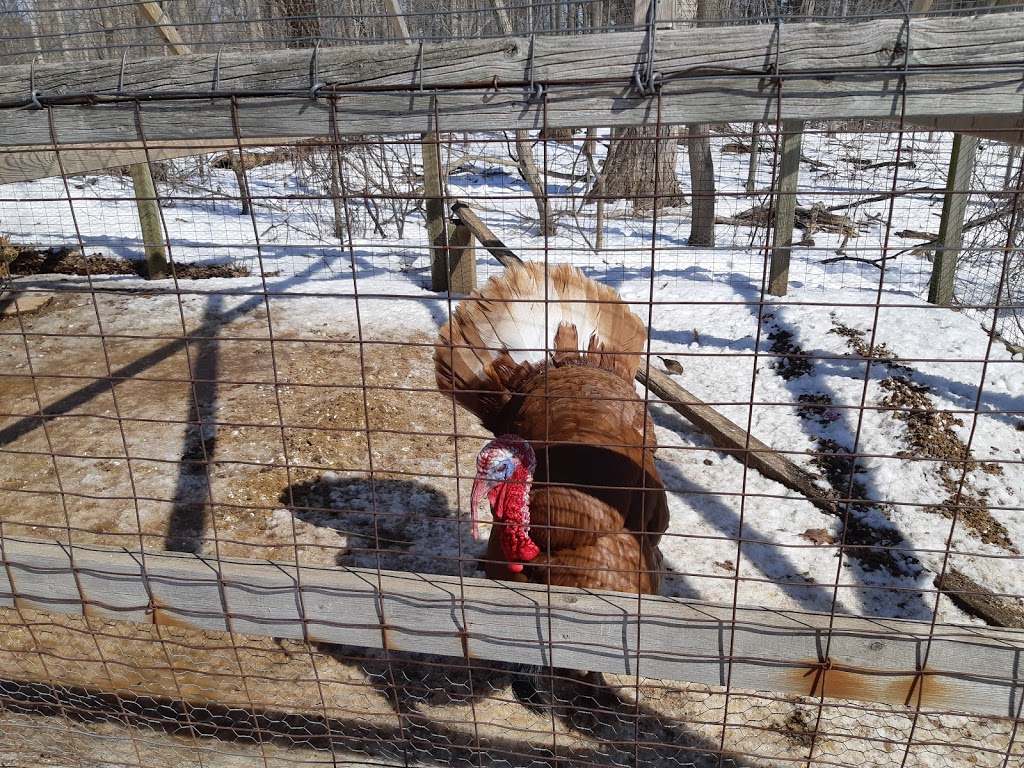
[908, 116, 1024, 147]
[768, 120, 804, 297]
[383, 0, 412, 40]
[5, 14, 1023, 99]
[928, 133, 979, 305]
[935, 568, 1024, 629]
[450, 201, 524, 268]
[2, 534, 1023, 718]
[4, 75, 1023, 153]
[1, 15, 1024, 149]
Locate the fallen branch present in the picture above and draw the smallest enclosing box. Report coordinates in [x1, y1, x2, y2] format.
[718, 204, 859, 238]
[825, 186, 940, 213]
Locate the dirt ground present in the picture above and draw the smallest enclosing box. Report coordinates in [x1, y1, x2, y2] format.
[0, 286, 486, 571]
[2, 287, 1022, 767]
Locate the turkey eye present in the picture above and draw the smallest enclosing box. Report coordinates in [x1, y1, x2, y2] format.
[494, 459, 514, 480]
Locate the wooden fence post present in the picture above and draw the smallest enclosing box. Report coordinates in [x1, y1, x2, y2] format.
[424, 134, 455, 291]
[769, 120, 804, 297]
[928, 133, 979, 306]
[383, 0, 453, 293]
[132, 1, 192, 279]
[447, 222, 477, 294]
[129, 162, 168, 279]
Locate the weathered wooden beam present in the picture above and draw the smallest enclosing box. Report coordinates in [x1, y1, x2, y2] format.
[2, 15, 1024, 149]
[4, 82, 1021, 153]
[907, 117, 1024, 147]
[935, 569, 1024, 630]
[6, 13, 1023, 99]
[1, 534, 1023, 719]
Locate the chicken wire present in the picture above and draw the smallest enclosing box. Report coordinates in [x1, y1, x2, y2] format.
[2, 4, 1024, 768]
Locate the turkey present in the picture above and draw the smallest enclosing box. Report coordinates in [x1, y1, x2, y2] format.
[434, 261, 670, 595]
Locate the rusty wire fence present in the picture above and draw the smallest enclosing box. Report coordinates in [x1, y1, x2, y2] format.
[2, 2, 1024, 767]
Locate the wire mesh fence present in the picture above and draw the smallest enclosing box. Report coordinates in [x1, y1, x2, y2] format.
[2, 2, 1024, 767]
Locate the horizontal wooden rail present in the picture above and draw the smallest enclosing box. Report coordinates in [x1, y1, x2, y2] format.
[2, 534, 1023, 719]
[1, 14, 1023, 155]
[0, 137, 314, 185]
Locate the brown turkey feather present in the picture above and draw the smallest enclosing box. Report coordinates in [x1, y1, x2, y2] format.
[435, 262, 669, 594]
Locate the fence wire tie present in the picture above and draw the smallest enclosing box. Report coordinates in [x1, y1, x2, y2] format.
[525, 35, 545, 104]
[416, 39, 426, 92]
[309, 40, 326, 99]
[758, 18, 783, 92]
[18, 56, 44, 110]
[899, 12, 912, 76]
[117, 47, 130, 95]
[633, 0, 661, 97]
[211, 46, 224, 96]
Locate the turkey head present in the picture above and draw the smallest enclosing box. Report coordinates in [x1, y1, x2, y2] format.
[470, 435, 540, 573]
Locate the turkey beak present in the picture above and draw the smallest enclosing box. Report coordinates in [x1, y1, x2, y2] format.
[469, 475, 491, 541]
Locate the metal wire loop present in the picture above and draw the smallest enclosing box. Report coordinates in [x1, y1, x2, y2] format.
[309, 40, 326, 98]
[212, 47, 224, 94]
[117, 47, 129, 94]
[16, 56, 44, 110]
[632, 70, 661, 97]
[416, 39, 425, 92]
[633, 0, 660, 96]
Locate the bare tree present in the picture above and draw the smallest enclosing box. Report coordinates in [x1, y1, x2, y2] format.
[686, 124, 716, 246]
[684, 0, 718, 245]
[515, 131, 557, 237]
[587, 126, 684, 211]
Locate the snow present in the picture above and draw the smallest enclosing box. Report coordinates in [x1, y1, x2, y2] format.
[3, 128, 1023, 626]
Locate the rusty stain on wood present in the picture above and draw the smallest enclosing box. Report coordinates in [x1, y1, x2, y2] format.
[147, 595, 196, 629]
[785, 658, 956, 711]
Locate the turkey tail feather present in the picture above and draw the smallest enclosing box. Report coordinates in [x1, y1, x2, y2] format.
[435, 263, 646, 424]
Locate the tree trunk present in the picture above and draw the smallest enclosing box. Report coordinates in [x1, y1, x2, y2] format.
[686, 124, 716, 246]
[587, 126, 683, 211]
[515, 130, 556, 237]
[745, 122, 760, 195]
[228, 151, 252, 216]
